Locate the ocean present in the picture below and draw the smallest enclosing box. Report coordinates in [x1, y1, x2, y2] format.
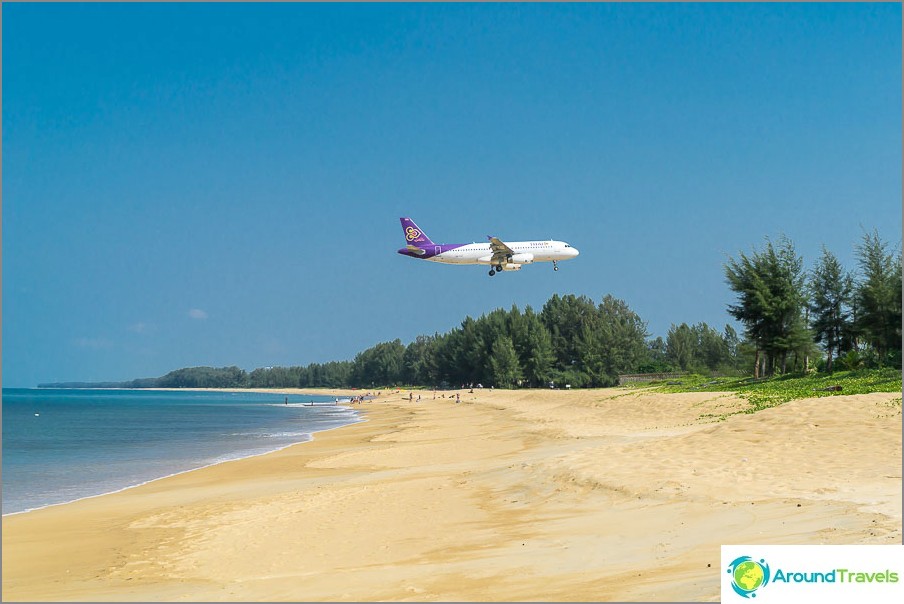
[1, 388, 361, 515]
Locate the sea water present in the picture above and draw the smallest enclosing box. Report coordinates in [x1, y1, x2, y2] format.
[1, 388, 361, 515]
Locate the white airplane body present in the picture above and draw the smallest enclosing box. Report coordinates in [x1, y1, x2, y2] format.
[397, 217, 579, 276]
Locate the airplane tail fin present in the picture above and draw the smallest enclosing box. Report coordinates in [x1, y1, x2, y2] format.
[400, 217, 434, 247]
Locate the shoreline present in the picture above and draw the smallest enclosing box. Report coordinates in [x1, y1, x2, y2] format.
[1, 413, 365, 519]
[1, 388, 367, 518]
[3, 387, 900, 601]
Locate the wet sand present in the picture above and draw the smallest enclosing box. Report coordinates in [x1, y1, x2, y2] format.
[2, 387, 900, 601]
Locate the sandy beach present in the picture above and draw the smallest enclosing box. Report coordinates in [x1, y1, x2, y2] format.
[2, 386, 901, 602]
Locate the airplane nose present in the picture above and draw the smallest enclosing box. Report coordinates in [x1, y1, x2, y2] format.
[570, 247, 580, 257]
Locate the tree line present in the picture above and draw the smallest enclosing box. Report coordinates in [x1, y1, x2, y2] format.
[39, 231, 900, 390]
[725, 230, 901, 376]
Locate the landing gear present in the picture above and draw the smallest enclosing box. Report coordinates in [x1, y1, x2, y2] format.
[488, 269, 496, 277]
[553, 260, 559, 272]
[496, 264, 503, 272]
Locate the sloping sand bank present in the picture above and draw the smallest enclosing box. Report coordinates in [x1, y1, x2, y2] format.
[2, 388, 900, 601]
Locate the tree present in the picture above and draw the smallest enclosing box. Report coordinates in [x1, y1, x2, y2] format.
[695, 323, 730, 371]
[444, 317, 485, 386]
[853, 230, 902, 367]
[809, 246, 853, 373]
[639, 336, 672, 373]
[598, 294, 649, 377]
[712, 324, 745, 373]
[353, 339, 405, 386]
[725, 236, 810, 376]
[725, 247, 769, 376]
[511, 306, 554, 387]
[576, 295, 648, 386]
[159, 366, 248, 388]
[540, 294, 600, 372]
[768, 239, 812, 374]
[489, 335, 523, 388]
[402, 335, 437, 385]
[666, 323, 695, 371]
[665, 322, 734, 373]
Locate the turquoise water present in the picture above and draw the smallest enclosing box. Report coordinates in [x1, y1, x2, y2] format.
[1, 388, 360, 515]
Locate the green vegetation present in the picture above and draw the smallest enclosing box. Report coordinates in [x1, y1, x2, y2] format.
[725, 230, 901, 378]
[809, 246, 854, 373]
[645, 368, 902, 413]
[854, 230, 903, 366]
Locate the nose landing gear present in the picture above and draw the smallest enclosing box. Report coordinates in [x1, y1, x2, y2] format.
[553, 260, 559, 272]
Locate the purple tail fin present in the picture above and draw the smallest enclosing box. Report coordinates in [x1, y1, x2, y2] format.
[400, 217, 434, 247]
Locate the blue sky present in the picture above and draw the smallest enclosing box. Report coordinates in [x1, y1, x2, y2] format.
[3, 3, 901, 387]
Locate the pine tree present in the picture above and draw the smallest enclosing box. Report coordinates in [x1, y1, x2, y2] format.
[725, 236, 809, 375]
[514, 306, 554, 387]
[489, 335, 523, 388]
[853, 231, 902, 366]
[809, 246, 853, 373]
[666, 323, 695, 371]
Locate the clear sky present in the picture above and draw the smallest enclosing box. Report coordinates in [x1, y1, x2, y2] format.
[3, 3, 901, 387]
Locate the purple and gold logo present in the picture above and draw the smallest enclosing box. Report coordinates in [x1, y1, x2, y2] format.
[406, 226, 422, 242]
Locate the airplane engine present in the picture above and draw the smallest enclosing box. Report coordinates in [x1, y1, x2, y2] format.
[509, 253, 534, 264]
[501, 263, 522, 271]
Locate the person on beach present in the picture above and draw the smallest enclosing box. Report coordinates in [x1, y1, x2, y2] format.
[456, 393, 461, 404]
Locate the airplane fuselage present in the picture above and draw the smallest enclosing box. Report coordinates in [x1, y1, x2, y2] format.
[396, 217, 579, 276]
[397, 240, 577, 265]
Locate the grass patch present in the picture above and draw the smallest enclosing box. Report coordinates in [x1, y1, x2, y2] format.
[645, 368, 902, 414]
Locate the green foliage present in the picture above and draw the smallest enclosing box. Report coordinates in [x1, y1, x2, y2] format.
[593, 294, 649, 384]
[808, 246, 854, 373]
[651, 368, 902, 413]
[725, 235, 811, 376]
[853, 230, 902, 367]
[511, 306, 555, 387]
[837, 349, 864, 372]
[353, 339, 405, 386]
[402, 335, 439, 386]
[540, 294, 599, 371]
[549, 367, 592, 388]
[490, 335, 523, 388]
[665, 322, 741, 374]
[640, 336, 673, 373]
[537, 293, 649, 387]
[666, 323, 695, 371]
[157, 366, 248, 388]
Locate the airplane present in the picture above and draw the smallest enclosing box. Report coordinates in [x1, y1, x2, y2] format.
[396, 217, 579, 276]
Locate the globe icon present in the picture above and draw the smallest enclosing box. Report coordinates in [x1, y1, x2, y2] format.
[733, 560, 765, 592]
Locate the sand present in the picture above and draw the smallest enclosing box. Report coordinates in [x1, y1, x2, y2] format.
[2, 387, 901, 602]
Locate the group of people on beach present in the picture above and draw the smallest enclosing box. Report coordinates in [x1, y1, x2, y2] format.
[287, 390, 468, 407]
[407, 391, 461, 404]
[347, 392, 378, 404]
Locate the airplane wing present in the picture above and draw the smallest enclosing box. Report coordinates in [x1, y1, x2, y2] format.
[487, 236, 514, 264]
